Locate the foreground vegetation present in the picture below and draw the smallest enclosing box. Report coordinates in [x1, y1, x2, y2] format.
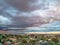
[0, 34, 60, 45]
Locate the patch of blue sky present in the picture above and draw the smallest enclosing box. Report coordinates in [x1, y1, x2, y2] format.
[40, 21, 60, 28]
[0, 16, 11, 25]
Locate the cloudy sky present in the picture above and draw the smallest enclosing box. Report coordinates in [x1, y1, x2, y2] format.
[0, 0, 60, 28]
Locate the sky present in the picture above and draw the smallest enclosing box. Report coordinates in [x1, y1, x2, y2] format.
[0, 0, 60, 28]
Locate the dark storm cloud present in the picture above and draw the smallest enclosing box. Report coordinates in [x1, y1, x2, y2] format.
[11, 15, 45, 27]
[6, 0, 31, 12]
[6, 0, 60, 12]
[6, 0, 48, 12]
[0, 0, 60, 28]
